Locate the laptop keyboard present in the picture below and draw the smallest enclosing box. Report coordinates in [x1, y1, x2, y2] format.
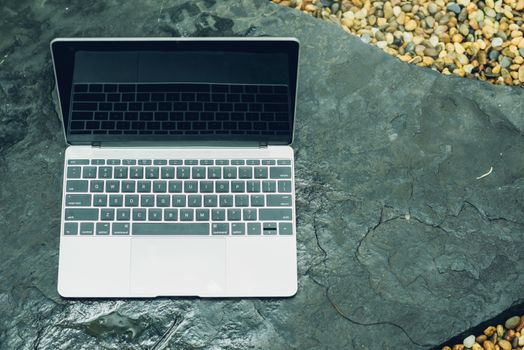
[69, 83, 290, 136]
[63, 158, 294, 236]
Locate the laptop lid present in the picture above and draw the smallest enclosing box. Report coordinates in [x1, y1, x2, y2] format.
[50, 38, 299, 146]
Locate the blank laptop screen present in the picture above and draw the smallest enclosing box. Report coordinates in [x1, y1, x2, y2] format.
[51, 39, 299, 145]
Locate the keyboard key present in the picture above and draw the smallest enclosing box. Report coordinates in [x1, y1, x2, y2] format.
[192, 167, 206, 179]
[133, 223, 209, 235]
[68, 159, 89, 165]
[263, 222, 278, 235]
[200, 160, 213, 165]
[98, 167, 112, 179]
[254, 167, 268, 179]
[227, 209, 241, 221]
[83, 167, 97, 178]
[133, 208, 146, 221]
[123, 159, 136, 165]
[65, 194, 91, 206]
[91, 159, 105, 165]
[130, 167, 144, 179]
[109, 195, 123, 207]
[259, 208, 292, 221]
[216, 181, 229, 193]
[148, 209, 162, 221]
[66, 180, 88, 192]
[64, 222, 78, 235]
[80, 223, 94, 235]
[169, 159, 183, 165]
[96, 223, 110, 235]
[196, 209, 209, 221]
[67, 166, 81, 178]
[153, 181, 167, 193]
[161, 167, 175, 179]
[216, 159, 229, 165]
[277, 160, 291, 165]
[235, 195, 249, 207]
[180, 209, 194, 221]
[93, 194, 107, 206]
[208, 167, 221, 179]
[106, 181, 120, 192]
[247, 223, 261, 235]
[137, 181, 151, 192]
[262, 160, 276, 165]
[138, 159, 152, 165]
[278, 180, 292, 193]
[165, 209, 178, 221]
[153, 195, 168, 207]
[262, 181, 276, 193]
[125, 195, 139, 207]
[266, 194, 292, 207]
[141, 195, 154, 207]
[107, 159, 121, 165]
[114, 167, 128, 178]
[231, 223, 245, 235]
[246, 160, 260, 165]
[188, 195, 202, 207]
[90, 180, 104, 192]
[112, 223, 130, 235]
[243, 209, 257, 221]
[204, 195, 217, 207]
[117, 209, 131, 221]
[122, 180, 136, 192]
[279, 222, 293, 235]
[247, 181, 261, 193]
[200, 181, 213, 193]
[239, 167, 253, 179]
[212, 209, 225, 221]
[168, 181, 182, 193]
[231, 181, 245, 192]
[212, 223, 229, 235]
[65, 208, 98, 221]
[270, 167, 292, 179]
[101, 208, 115, 220]
[184, 181, 198, 193]
[251, 195, 264, 207]
[219, 195, 233, 207]
[223, 167, 237, 179]
[146, 167, 159, 179]
[177, 167, 190, 179]
[172, 195, 186, 207]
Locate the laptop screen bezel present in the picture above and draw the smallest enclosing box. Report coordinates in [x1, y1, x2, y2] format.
[50, 38, 299, 146]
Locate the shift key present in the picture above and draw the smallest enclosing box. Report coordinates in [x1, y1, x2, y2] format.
[259, 208, 292, 221]
[266, 194, 292, 206]
[65, 208, 99, 221]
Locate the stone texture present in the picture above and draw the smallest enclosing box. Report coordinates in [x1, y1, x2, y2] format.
[0, 0, 523, 349]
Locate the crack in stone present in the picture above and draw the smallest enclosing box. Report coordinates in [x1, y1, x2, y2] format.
[150, 316, 182, 350]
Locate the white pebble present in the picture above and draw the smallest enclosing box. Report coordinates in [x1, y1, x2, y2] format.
[463, 335, 475, 348]
[361, 34, 371, 43]
[403, 32, 413, 43]
[376, 41, 388, 48]
[491, 37, 503, 47]
[393, 6, 401, 17]
[429, 35, 439, 47]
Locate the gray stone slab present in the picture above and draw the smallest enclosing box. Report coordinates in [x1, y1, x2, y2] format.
[0, 0, 523, 349]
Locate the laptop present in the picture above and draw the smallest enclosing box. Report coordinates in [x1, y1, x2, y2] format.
[51, 38, 299, 297]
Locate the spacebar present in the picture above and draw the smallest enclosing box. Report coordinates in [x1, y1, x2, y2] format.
[133, 223, 209, 235]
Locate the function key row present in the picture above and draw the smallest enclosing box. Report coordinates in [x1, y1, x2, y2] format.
[73, 83, 288, 94]
[68, 159, 291, 166]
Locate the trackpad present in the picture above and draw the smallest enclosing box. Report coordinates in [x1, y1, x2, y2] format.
[130, 237, 226, 297]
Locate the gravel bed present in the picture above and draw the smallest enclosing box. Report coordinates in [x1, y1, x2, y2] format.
[441, 315, 524, 350]
[273, 0, 524, 86]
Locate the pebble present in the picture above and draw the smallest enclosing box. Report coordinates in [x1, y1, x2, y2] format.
[447, 2, 461, 14]
[505, 316, 520, 329]
[500, 56, 512, 68]
[276, 0, 524, 87]
[498, 339, 512, 350]
[491, 37, 504, 47]
[462, 335, 475, 348]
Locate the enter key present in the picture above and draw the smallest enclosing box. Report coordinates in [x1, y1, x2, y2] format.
[266, 194, 292, 207]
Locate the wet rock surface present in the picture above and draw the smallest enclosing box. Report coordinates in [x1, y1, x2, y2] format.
[0, 0, 523, 349]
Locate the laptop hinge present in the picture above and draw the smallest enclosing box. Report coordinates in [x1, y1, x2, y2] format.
[91, 142, 102, 148]
[259, 141, 268, 148]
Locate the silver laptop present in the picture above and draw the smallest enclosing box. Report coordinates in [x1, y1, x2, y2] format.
[51, 38, 299, 297]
